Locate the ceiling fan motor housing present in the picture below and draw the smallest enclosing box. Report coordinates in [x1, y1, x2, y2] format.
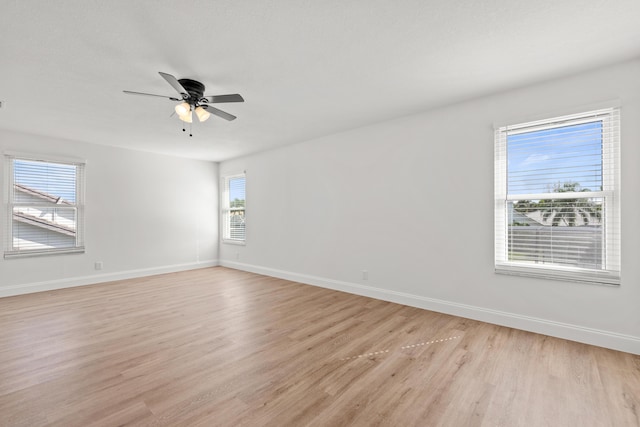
[178, 79, 205, 103]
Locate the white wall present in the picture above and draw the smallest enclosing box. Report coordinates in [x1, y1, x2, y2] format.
[0, 130, 218, 296]
[219, 58, 640, 354]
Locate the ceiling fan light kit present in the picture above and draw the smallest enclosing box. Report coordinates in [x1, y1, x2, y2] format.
[174, 102, 191, 117]
[194, 106, 210, 122]
[178, 110, 193, 123]
[124, 72, 244, 136]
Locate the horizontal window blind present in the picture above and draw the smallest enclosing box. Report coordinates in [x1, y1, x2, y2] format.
[5, 156, 85, 258]
[495, 108, 620, 285]
[222, 174, 246, 242]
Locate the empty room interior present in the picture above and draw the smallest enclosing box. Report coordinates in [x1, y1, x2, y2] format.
[1, 1, 640, 426]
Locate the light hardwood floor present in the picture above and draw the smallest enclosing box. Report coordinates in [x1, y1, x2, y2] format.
[0, 267, 638, 426]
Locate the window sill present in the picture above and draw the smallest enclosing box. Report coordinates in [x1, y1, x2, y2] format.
[495, 263, 620, 286]
[4, 247, 85, 259]
[222, 239, 246, 246]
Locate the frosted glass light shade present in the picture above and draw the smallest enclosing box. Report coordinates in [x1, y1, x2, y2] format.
[175, 102, 191, 117]
[178, 110, 192, 123]
[195, 106, 211, 122]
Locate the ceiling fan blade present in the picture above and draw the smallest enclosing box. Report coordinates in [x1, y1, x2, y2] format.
[203, 105, 237, 121]
[204, 94, 245, 104]
[123, 90, 180, 101]
[159, 72, 189, 98]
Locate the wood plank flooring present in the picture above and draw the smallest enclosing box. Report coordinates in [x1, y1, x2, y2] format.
[0, 267, 638, 426]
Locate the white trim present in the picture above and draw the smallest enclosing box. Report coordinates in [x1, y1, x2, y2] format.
[221, 239, 246, 246]
[5, 246, 85, 259]
[0, 260, 219, 298]
[5, 155, 86, 256]
[493, 99, 621, 130]
[220, 260, 640, 355]
[3, 150, 86, 166]
[495, 263, 620, 286]
[220, 173, 246, 243]
[499, 109, 612, 135]
[494, 107, 621, 284]
[506, 191, 609, 201]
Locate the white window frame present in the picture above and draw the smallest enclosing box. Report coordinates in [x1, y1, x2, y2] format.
[4, 153, 86, 258]
[494, 108, 620, 285]
[221, 173, 246, 244]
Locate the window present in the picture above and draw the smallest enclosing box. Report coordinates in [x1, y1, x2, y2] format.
[495, 108, 620, 285]
[222, 173, 246, 242]
[5, 155, 85, 258]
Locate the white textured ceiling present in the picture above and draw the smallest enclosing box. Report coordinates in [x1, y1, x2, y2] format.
[1, 0, 639, 161]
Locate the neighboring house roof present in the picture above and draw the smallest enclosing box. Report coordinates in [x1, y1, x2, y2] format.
[15, 184, 72, 205]
[512, 208, 601, 227]
[12, 184, 76, 237]
[12, 211, 76, 236]
[511, 210, 545, 226]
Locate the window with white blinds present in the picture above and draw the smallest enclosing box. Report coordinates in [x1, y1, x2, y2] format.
[494, 108, 620, 285]
[222, 174, 246, 242]
[5, 155, 85, 258]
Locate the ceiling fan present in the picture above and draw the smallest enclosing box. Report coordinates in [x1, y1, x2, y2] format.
[123, 72, 244, 128]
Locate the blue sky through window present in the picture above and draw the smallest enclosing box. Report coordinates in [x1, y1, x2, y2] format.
[229, 176, 246, 202]
[507, 121, 603, 195]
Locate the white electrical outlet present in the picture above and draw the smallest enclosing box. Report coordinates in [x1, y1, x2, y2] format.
[362, 270, 368, 280]
[95, 261, 103, 270]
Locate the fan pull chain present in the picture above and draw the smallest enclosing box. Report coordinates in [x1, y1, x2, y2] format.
[179, 121, 193, 137]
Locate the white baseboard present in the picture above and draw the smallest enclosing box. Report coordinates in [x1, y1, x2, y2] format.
[220, 260, 640, 355]
[0, 260, 219, 298]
